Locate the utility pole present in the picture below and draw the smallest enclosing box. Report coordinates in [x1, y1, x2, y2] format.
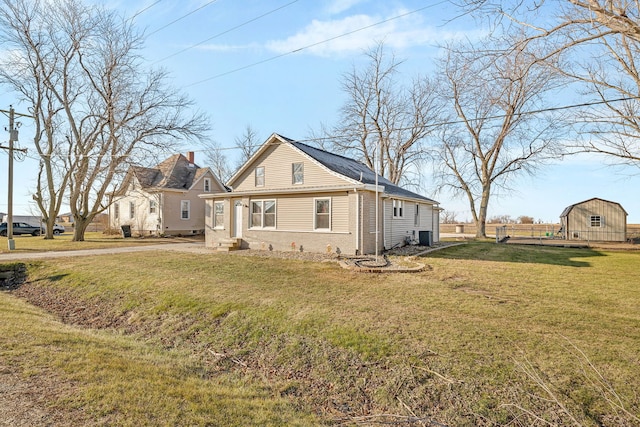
[1, 106, 31, 251]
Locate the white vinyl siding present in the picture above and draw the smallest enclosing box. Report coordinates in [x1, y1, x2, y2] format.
[232, 144, 350, 191]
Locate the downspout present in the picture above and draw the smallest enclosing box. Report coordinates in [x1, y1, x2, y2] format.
[354, 189, 360, 255]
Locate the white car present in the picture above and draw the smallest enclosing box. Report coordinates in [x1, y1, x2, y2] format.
[41, 223, 66, 235]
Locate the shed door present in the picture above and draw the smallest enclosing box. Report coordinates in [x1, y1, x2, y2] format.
[233, 201, 243, 238]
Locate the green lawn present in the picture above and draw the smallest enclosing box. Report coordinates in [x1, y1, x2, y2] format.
[1, 242, 639, 426]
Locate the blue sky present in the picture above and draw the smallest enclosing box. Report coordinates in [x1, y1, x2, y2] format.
[1, 0, 639, 223]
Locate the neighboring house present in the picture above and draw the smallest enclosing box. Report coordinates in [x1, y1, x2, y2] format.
[201, 133, 441, 254]
[560, 197, 627, 242]
[110, 152, 226, 236]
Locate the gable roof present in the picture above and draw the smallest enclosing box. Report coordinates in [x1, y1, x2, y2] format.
[560, 197, 628, 217]
[128, 153, 225, 192]
[230, 133, 437, 203]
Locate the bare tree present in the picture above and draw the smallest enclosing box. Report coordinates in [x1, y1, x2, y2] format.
[0, 0, 208, 240]
[233, 124, 260, 171]
[328, 42, 440, 185]
[433, 32, 566, 238]
[462, 0, 640, 168]
[203, 140, 232, 184]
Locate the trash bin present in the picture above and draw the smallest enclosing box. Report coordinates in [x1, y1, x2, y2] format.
[455, 224, 464, 234]
[121, 225, 132, 238]
[419, 231, 433, 246]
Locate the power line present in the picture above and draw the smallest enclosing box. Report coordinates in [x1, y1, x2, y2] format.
[154, 0, 300, 64]
[129, 0, 162, 22]
[146, 0, 220, 37]
[184, 2, 447, 88]
[18, 95, 637, 161]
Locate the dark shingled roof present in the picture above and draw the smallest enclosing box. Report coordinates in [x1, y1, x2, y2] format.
[132, 154, 200, 190]
[282, 136, 437, 203]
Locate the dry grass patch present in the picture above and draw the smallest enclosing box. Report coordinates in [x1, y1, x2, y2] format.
[0, 232, 202, 253]
[2, 242, 639, 426]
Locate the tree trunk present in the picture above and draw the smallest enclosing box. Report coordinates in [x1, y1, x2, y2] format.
[475, 186, 491, 238]
[72, 218, 91, 242]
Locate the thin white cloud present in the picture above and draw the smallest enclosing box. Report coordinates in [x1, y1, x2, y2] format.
[325, 0, 368, 15]
[264, 9, 477, 57]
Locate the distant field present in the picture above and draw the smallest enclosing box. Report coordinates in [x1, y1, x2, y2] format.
[441, 222, 640, 239]
[1, 243, 639, 426]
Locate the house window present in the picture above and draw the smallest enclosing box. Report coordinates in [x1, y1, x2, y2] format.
[255, 166, 265, 187]
[393, 199, 404, 218]
[315, 198, 331, 230]
[414, 204, 420, 226]
[292, 162, 304, 185]
[129, 201, 135, 219]
[214, 201, 224, 228]
[589, 215, 602, 227]
[114, 202, 119, 219]
[149, 200, 157, 214]
[181, 200, 190, 220]
[204, 178, 211, 192]
[250, 199, 276, 228]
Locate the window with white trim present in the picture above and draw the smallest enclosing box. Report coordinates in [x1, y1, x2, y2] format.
[589, 215, 603, 227]
[214, 201, 224, 228]
[414, 204, 420, 226]
[181, 200, 190, 220]
[114, 202, 119, 219]
[250, 199, 276, 228]
[129, 201, 135, 219]
[255, 166, 265, 187]
[149, 200, 157, 214]
[292, 162, 304, 185]
[314, 198, 331, 230]
[204, 178, 211, 192]
[392, 199, 404, 218]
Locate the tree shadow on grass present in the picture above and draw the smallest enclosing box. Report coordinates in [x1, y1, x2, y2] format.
[425, 242, 606, 267]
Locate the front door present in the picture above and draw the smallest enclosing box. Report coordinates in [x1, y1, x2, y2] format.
[233, 200, 243, 238]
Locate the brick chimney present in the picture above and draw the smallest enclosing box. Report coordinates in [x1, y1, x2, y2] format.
[186, 151, 194, 164]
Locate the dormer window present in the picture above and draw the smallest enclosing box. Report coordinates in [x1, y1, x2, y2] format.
[255, 166, 265, 187]
[292, 162, 304, 185]
[204, 178, 211, 192]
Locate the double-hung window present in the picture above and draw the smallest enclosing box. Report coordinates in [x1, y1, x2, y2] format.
[414, 204, 420, 226]
[204, 178, 211, 192]
[292, 162, 304, 185]
[214, 201, 224, 228]
[250, 200, 276, 228]
[314, 198, 331, 230]
[181, 200, 190, 220]
[114, 203, 120, 219]
[149, 200, 157, 214]
[129, 201, 135, 219]
[392, 199, 404, 218]
[255, 166, 265, 187]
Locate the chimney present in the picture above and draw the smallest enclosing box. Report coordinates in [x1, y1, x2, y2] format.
[186, 151, 194, 164]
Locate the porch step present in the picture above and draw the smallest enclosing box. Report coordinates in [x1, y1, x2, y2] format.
[216, 238, 241, 252]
